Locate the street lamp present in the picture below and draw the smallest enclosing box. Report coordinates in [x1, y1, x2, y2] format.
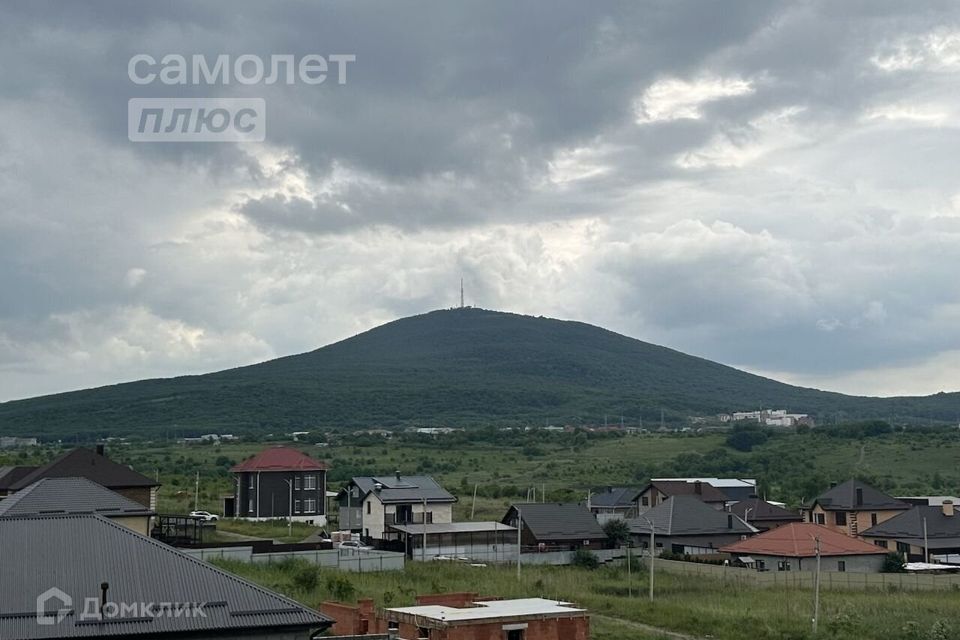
[283, 478, 293, 538]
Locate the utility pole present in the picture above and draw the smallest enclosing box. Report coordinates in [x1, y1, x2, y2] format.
[460, 278, 464, 309]
[923, 517, 929, 563]
[194, 470, 200, 511]
[517, 507, 522, 580]
[627, 540, 632, 598]
[283, 478, 293, 538]
[812, 535, 821, 635]
[422, 497, 428, 562]
[471, 483, 478, 520]
[640, 515, 655, 602]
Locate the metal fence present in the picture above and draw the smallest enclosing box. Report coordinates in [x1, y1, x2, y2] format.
[651, 557, 960, 591]
[182, 545, 406, 572]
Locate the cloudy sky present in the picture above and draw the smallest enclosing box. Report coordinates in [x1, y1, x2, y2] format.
[1, 1, 959, 402]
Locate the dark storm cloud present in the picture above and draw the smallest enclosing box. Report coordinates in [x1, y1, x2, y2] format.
[0, 1, 959, 400]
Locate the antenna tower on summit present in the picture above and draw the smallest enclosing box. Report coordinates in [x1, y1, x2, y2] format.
[460, 278, 464, 309]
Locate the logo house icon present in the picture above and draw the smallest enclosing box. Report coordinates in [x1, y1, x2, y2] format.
[36, 587, 72, 626]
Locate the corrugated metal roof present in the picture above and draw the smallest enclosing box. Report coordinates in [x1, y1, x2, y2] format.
[728, 498, 802, 523]
[504, 503, 607, 541]
[0, 477, 154, 518]
[341, 475, 457, 504]
[860, 505, 960, 540]
[589, 487, 640, 508]
[811, 479, 910, 512]
[11, 448, 158, 491]
[389, 521, 517, 535]
[0, 514, 331, 639]
[628, 496, 756, 536]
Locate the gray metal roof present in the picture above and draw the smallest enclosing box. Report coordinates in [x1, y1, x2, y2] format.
[728, 498, 802, 523]
[389, 521, 517, 535]
[0, 466, 38, 491]
[628, 496, 756, 536]
[589, 487, 640, 508]
[504, 503, 607, 541]
[811, 479, 910, 512]
[0, 514, 331, 639]
[0, 477, 154, 518]
[11, 448, 158, 491]
[860, 505, 960, 540]
[342, 475, 457, 504]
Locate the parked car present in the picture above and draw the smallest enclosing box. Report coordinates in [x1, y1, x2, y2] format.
[338, 540, 372, 551]
[189, 510, 219, 521]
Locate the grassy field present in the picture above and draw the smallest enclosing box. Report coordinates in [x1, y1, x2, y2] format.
[213, 558, 960, 640]
[2, 428, 958, 538]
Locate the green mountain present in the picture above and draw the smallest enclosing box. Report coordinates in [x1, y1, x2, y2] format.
[0, 308, 957, 438]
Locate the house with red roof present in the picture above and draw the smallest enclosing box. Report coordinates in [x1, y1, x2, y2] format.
[231, 447, 329, 526]
[720, 522, 888, 573]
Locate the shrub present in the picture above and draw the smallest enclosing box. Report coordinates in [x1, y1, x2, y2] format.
[325, 574, 356, 601]
[602, 519, 631, 546]
[882, 552, 906, 573]
[571, 549, 600, 570]
[292, 565, 318, 591]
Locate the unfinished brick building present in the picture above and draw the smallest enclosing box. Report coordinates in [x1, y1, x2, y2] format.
[320, 592, 590, 640]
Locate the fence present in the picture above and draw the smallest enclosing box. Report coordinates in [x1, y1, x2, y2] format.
[651, 557, 960, 591]
[182, 546, 405, 573]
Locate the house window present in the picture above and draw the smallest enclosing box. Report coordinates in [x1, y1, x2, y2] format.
[507, 630, 525, 640]
[641, 496, 649, 506]
[777, 560, 791, 572]
[837, 560, 846, 572]
[834, 512, 847, 526]
[304, 475, 317, 490]
[871, 513, 878, 527]
[896, 542, 910, 554]
[388, 621, 399, 631]
[248, 498, 254, 512]
[815, 513, 825, 525]
[874, 540, 888, 549]
[294, 499, 301, 514]
[366, 502, 371, 515]
[417, 627, 430, 639]
[294, 476, 301, 490]
[304, 499, 316, 513]
[248, 475, 254, 489]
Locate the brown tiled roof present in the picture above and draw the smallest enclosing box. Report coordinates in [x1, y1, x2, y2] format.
[721, 523, 886, 558]
[646, 480, 727, 503]
[231, 446, 328, 472]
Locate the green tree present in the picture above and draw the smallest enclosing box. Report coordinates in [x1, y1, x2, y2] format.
[602, 519, 632, 546]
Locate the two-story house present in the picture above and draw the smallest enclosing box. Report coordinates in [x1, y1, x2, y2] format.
[5, 445, 160, 509]
[336, 473, 456, 543]
[801, 479, 910, 537]
[637, 480, 727, 514]
[232, 446, 329, 526]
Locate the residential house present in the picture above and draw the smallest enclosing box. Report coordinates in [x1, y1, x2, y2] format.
[653, 477, 758, 502]
[337, 473, 457, 543]
[0, 466, 37, 498]
[8, 446, 160, 509]
[728, 497, 802, 532]
[0, 513, 332, 639]
[0, 477, 154, 535]
[721, 522, 887, 573]
[802, 479, 910, 537]
[637, 480, 728, 514]
[587, 487, 641, 520]
[321, 593, 590, 640]
[231, 446, 329, 525]
[628, 496, 756, 556]
[897, 495, 960, 507]
[860, 501, 960, 563]
[502, 503, 608, 551]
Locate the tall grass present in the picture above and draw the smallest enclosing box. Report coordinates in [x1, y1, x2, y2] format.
[213, 559, 960, 640]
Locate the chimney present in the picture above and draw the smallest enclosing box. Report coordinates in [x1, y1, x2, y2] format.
[727, 514, 733, 529]
[99, 582, 109, 616]
[829, 481, 837, 489]
[694, 481, 703, 495]
[95, 444, 105, 457]
[943, 500, 955, 517]
[395, 470, 401, 481]
[855, 488, 863, 506]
